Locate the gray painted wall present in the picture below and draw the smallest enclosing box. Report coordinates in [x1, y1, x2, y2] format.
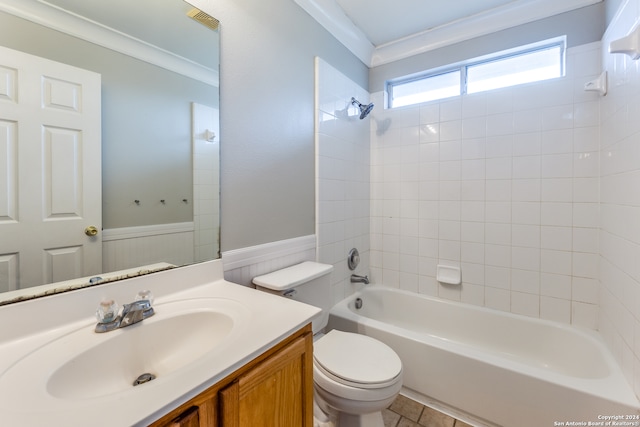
[606, 0, 625, 25]
[194, 0, 369, 252]
[369, 4, 606, 92]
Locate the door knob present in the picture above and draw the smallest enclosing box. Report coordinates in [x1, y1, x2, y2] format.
[85, 226, 99, 236]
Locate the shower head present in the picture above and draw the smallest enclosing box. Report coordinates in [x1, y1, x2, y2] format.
[351, 97, 374, 120]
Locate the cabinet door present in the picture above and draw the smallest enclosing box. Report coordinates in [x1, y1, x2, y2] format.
[170, 406, 200, 427]
[220, 333, 313, 427]
[153, 396, 216, 427]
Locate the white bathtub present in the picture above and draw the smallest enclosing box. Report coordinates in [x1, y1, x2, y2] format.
[328, 286, 640, 427]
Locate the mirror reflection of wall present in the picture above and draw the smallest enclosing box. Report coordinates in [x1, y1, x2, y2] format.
[0, 0, 220, 301]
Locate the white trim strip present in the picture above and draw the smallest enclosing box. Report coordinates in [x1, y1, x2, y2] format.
[102, 222, 195, 241]
[603, 0, 639, 41]
[293, 0, 374, 66]
[294, 0, 602, 68]
[222, 235, 316, 271]
[372, 0, 603, 67]
[0, 0, 219, 86]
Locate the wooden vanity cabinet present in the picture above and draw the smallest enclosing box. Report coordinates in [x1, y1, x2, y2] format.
[150, 324, 313, 427]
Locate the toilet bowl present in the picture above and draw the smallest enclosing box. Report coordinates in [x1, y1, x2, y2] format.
[252, 262, 403, 427]
[312, 330, 402, 427]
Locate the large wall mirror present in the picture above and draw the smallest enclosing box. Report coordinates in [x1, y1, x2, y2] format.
[0, 0, 220, 304]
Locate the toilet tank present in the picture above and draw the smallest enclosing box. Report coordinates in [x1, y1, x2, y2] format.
[252, 261, 334, 334]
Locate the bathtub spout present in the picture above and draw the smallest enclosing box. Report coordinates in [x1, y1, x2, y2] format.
[350, 274, 369, 284]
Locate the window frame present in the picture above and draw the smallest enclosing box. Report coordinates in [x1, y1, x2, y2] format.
[386, 36, 566, 109]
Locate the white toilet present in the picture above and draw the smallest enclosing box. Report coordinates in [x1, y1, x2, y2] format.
[253, 261, 403, 427]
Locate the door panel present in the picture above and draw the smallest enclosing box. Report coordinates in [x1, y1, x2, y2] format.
[44, 246, 84, 284]
[44, 126, 83, 218]
[0, 119, 17, 222]
[0, 45, 101, 291]
[0, 253, 18, 293]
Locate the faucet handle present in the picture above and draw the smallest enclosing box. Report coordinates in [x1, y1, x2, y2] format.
[135, 290, 154, 305]
[96, 298, 119, 324]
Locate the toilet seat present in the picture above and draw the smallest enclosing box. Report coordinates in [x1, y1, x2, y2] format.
[314, 330, 402, 389]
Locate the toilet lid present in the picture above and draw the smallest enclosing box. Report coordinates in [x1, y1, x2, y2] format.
[314, 330, 402, 387]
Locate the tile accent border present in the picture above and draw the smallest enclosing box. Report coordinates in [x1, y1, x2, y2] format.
[222, 235, 316, 286]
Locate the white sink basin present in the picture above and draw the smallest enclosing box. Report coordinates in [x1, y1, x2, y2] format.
[0, 298, 250, 402]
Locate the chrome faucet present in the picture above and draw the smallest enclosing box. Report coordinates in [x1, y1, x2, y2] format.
[119, 300, 154, 327]
[95, 294, 155, 333]
[350, 274, 370, 285]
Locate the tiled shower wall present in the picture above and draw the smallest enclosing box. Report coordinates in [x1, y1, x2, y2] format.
[370, 42, 602, 329]
[599, 0, 640, 397]
[315, 58, 371, 303]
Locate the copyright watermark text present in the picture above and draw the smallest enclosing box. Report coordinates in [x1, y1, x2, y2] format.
[554, 415, 640, 426]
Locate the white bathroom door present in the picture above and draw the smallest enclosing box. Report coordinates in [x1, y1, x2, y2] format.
[0, 45, 102, 291]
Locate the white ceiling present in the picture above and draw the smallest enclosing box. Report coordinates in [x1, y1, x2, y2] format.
[295, 0, 602, 66]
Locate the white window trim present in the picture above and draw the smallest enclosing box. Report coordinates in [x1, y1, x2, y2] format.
[386, 36, 566, 109]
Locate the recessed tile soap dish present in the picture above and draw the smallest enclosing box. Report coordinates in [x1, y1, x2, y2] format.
[584, 71, 607, 96]
[436, 265, 461, 285]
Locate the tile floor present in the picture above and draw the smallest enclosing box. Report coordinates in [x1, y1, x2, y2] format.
[383, 395, 473, 427]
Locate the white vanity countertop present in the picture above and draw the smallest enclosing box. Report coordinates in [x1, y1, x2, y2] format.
[0, 260, 320, 427]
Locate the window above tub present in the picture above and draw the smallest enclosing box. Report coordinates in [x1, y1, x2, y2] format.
[386, 36, 566, 109]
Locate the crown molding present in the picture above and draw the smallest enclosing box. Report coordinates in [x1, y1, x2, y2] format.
[294, 0, 602, 68]
[293, 0, 374, 66]
[0, 0, 219, 87]
[371, 0, 603, 67]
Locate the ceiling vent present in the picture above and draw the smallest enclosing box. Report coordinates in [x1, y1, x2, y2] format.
[187, 8, 219, 32]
